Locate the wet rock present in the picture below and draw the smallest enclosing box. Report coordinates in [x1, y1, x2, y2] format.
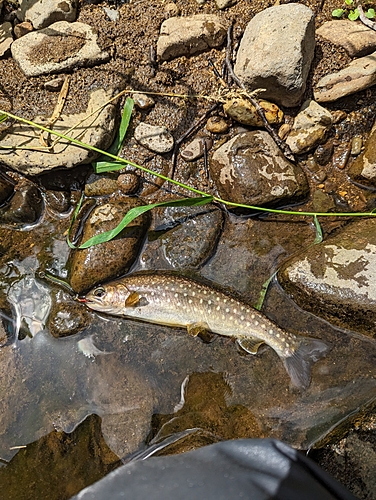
[278, 123, 291, 140]
[209, 131, 309, 210]
[117, 173, 141, 194]
[206, 116, 229, 134]
[44, 190, 71, 213]
[314, 52, 376, 103]
[84, 173, 119, 197]
[278, 217, 376, 337]
[317, 20, 376, 58]
[0, 22, 13, 57]
[13, 21, 33, 39]
[312, 189, 335, 212]
[332, 142, 351, 170]
[49, 290, 91, 338]
[0, 180, 43, 225]
[150, 372, 264, 446]
[134, 122, 174, 153]
[223, 97, 284, 127]
[181, 137, 212, 161]
[153, 204, 224, 269]
[69, 196, 150, 293]
[11, 21, 109, 77]
[156, 14, 226, 61]
[0, 415, 121, 500]
[234, 4, 315, 107]
[0, 88, 117, 175]
[351, 136, 363, 156]
[348, 123, 376, 185]
[0, 176, 14, 205]
[17, 0, 77, 29]
[132, 93, 155, 110]
[314, 141, 334, 166]
[331, 110, 347, 124]
[286, 100, 333, 154]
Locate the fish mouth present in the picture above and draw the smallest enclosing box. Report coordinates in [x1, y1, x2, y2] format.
[75, 296, 88, 303]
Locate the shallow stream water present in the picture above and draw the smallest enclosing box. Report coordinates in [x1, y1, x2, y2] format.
[0, 205, 375, 499]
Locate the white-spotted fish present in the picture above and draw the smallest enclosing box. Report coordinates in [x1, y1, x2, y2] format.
[80, 272, 329, 389]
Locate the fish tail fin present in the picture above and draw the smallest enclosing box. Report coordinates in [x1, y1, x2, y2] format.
[282, 338, 330, 389]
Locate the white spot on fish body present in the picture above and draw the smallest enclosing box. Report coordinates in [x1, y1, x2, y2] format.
[255, 321, 259, 326]
[216, 305, 220, 311]
[251, 314, 255, 319]
[208, 300, 212, 305]
[241, 315, 245, 321]
[225, 308, 229, 313]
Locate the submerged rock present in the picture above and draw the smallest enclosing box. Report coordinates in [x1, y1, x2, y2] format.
[209, 131, 309, 210]
[234, 4, 315, 107]
[153, 204, 224, 269]
[11, 21, 109, 77]
[48, 290, 91, 338]
[157, 14, 226, 61]
[69, 196, 150, 293]
[286, 100, 333, 154]
[278, 218, 376, 337]
[0, 180, 43, 225]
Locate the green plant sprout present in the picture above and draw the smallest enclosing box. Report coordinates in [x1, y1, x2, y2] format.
[332, 0, 375, 20]
[1, 106, 376, 252]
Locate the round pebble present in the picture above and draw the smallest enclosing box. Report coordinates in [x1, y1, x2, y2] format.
[164, 2, 180, 17]
[278, 123, 291, 140]
[351, 136, 363, 156]
[134, 122, 174, 153]
[117, 173, 141, 194]
[314, 141, 334, 166]
[132, 93, 155, 110]
[181, 137, 213, 161]
[206, 116, 229, 134]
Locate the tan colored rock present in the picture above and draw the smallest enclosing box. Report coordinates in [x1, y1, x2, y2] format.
[223, 97, 284, 127]
[317, 20, 376, 57]
[11, 21, 109, 77]
[13, 21, 33, 39]
[157, 14, 226, 61]
[314, 52, 376, 103]
[0, 22, 13, 57]
[286, 100, 332, 154]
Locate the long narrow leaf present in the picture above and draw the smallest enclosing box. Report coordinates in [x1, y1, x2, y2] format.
[95, 161, 127, 174]
[254, 271, 277, 311]
[67, 192, 85, 249]
[313, 215, 323, 245]
[75, 196, 213, 249]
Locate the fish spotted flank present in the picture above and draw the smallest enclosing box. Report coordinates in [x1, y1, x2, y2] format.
[82, 272, 329, 389]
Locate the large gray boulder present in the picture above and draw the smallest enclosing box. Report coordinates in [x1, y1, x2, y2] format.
[234, 4, 315, 107]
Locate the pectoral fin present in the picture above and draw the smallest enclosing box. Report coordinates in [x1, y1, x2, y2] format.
[124, 292, 148, 307]
[237, 338, 265, 355]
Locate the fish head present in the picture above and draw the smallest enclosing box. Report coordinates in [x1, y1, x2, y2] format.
[83, 281, 139, 315]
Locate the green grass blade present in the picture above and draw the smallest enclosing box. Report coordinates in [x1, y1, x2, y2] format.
[313, 215, 323, 244]
[77, 195, 213, 249]
[254, 271, 278, 311]
[94, 161, 127, 173]
[66, 192, 85, 249]
[92, 97, 134, 173]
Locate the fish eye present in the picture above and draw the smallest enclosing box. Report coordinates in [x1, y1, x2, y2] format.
[93, 287, 106, 298]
